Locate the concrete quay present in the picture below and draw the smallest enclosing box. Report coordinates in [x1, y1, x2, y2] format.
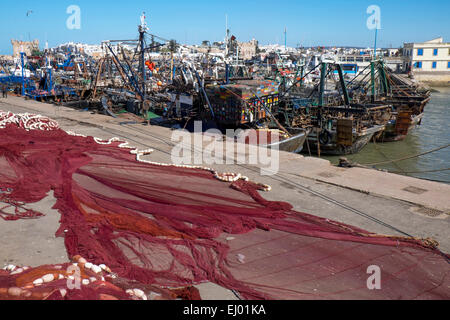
[1, 96, 449, 299]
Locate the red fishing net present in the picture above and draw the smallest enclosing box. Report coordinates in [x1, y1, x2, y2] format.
[0, 111, 449, 300]
[0, 257, 196, 300]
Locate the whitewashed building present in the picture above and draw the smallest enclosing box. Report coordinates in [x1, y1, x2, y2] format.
[403, 37, 450, 84]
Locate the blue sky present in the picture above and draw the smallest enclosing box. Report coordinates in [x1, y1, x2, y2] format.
[0, 0, 449, 54]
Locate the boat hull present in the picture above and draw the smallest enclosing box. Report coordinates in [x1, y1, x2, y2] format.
[241, 128, 309, 154]
[376, 113, 423, 142]
[304, 125, 385, 156]
[261, 128, 308, 153]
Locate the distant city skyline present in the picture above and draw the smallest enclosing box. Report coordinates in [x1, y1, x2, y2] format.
[1, 0, 449, 55]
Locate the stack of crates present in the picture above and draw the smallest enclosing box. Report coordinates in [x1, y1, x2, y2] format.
[206, 80, 280, 126]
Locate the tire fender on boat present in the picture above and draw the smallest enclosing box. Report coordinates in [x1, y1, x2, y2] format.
[319, 129, 332, 146]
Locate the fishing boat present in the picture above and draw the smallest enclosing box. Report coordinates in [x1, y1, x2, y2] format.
[305, 121, 385, 155]
[281, 102, 387, 155]
[348, 60, 431, 142]
[278, 62, 391, 155]
[376, 111, 424, 142]
[201, 79, 309, 153]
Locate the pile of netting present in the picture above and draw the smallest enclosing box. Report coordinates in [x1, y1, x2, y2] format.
[0, 111, 449, 300]
[0, 256, 199, 300]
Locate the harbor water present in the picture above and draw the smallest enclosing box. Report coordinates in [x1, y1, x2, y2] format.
[324, 87, 450, 184]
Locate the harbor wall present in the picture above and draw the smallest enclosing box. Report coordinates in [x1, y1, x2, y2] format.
[413, 71, 450, 86]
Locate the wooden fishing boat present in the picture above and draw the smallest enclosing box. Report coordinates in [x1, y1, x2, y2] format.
[278, 98, 391, 155]
[305, 123, 385, 155]
[377, 112, 424, 142]
[348, 61, 432, 142]
[275, 62, 392, 155]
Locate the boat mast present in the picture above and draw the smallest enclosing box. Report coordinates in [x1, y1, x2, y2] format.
[21, 51, 25, 96]
[139, 12, 148, 99]
[336, 64, 350, 106]
[370, 18, 379, 103]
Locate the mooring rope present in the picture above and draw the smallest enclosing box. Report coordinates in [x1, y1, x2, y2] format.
[388, 167, 450, 174]
[371, 137, 407, 175]
[360, 143, 450, 166]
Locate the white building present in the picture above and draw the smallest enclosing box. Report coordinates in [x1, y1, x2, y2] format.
[403, 37, 450, 84]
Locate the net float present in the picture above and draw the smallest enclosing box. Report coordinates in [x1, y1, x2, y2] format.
[21, 290, 32, 298]
[10, 268, 24, 275]
[99, 264, 111, 272]
[91, 265, 102, 274]
[133, 288, 145, 298]
[59, 289, 67, 298]
[6, 265, 16, 271]
[126, 289, 134, 296]
[7, 287, 22, 297]
[42, 274, 55, 283]
[78, 257, 87, 264]
[73, 256, 86, 265]
[149, 292, 162, 300]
